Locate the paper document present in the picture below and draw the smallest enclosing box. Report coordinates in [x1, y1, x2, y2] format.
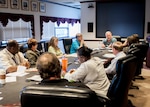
[6, 76, 16, 83]
[25, 68, 38, 72]
[102, 53, 115, 58]
[0, 97, 3, 101]
[6, 71, 29, 77]
[66, 53, 77, 57]
[26, 75, 42, 82]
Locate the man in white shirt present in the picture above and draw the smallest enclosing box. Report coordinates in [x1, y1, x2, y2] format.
[105, 41, 126, 75]
[0, 40, 30, 73]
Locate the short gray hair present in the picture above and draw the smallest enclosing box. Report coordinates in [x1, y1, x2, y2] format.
[36, 52, 61, 79]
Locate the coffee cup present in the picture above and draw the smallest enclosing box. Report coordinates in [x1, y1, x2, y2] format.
[0, 69, 6, 85]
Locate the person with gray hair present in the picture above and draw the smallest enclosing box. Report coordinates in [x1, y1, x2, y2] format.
[36, 52, 62, 80]
[101, 31, 117, 48]
[36, 52, 93, 88]
[70, 33, 85, 54]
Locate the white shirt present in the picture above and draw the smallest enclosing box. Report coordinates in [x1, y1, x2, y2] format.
[0, 48, 27, 71]
[64, 57, 110, 98]
[105, 51, 126, 74]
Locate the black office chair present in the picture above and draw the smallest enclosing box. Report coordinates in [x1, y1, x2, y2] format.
[19, 43, 28, 57]
[20, 83, 102, 107]
[44, 41, 49, 52]
[62, 38, 72, 54]
[113, 36, 121, 42]
[37, 41, 45, 54]
[129, 42, 149, 79]
[104, 55, 137, 107]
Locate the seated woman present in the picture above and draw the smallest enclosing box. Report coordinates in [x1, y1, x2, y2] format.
[63, 46, 110, 98]
[25, 38, 41, 66]
[123, 34, 139, 54]
[48, 36, 64, 58]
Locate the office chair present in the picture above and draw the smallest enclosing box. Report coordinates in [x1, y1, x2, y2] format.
[44, 41, 48, 52]
[105, 55, 137, 107]
[129, 42, 149, 80]
[113, 36, 121, 42]
[62, 38, 72, 54]
[20, 84, 102, 107]
[126, 48, 141, 90]
[37, 41, 45, 54]
[19, 43, 28, 57]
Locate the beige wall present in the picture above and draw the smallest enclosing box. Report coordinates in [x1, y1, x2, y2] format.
[0, 0, 80, 41]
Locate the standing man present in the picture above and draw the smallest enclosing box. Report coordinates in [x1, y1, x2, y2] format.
[101, 31, 117, 48]
[70, 33, 85, 54]
[0, 40, 30, 73]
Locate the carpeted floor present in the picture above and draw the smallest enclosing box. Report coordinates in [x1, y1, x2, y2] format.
[128, 63, 150, 107]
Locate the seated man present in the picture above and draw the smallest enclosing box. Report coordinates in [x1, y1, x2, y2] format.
[21, 52, 104, 107]
[101, 31, 117, 48]
[36, 52, 88, 87]
[105, 41, 126, 78]
[0, 40, 30, 73]
[70, 33, 85, 54]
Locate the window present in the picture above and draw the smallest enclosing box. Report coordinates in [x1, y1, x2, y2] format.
[54, 22, 69, 38]
[41, 21, 80, 41]
[0, 19, 32, 44]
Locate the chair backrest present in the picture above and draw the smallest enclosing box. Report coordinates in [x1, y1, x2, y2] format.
[113, 35, 121, 42]
[128, 43, 148, 76]
[62, 38, 72, 54]
[44, 41, 48, 52]
[20, 83, 101, 107]
[107, 55, 137, 107]
[131, 42, 149, 59]
[19, 43, 28, 54]
[37, 41, 46, 53]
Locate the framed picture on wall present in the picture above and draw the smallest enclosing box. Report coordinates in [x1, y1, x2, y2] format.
[21, 0, 29, 11]
[0, 0, 8, 8]
[31, 1, 38, 11]
[11, 0, 19, 9]
[39, 2, 46, 12]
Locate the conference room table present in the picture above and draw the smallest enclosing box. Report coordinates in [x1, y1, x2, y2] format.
[0, 48, 114, 106]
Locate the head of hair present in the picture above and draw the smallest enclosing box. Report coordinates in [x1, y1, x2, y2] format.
[127, 34, 139, 45]
[76, 33, 82, 38]
[112, 41, 123, 51]
[6, 40, 19, 55]
[27, 38, 38, 49]
[105, 31, 112, 36]
[132, 34, 139, 43]
[7, 40, 18, 49]
[48, 36, 59, 50]
[77, 46, 93, 58]
[36, 52, 61, 79]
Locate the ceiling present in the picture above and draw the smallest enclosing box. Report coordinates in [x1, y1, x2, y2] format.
[39, 0, 97, 9]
